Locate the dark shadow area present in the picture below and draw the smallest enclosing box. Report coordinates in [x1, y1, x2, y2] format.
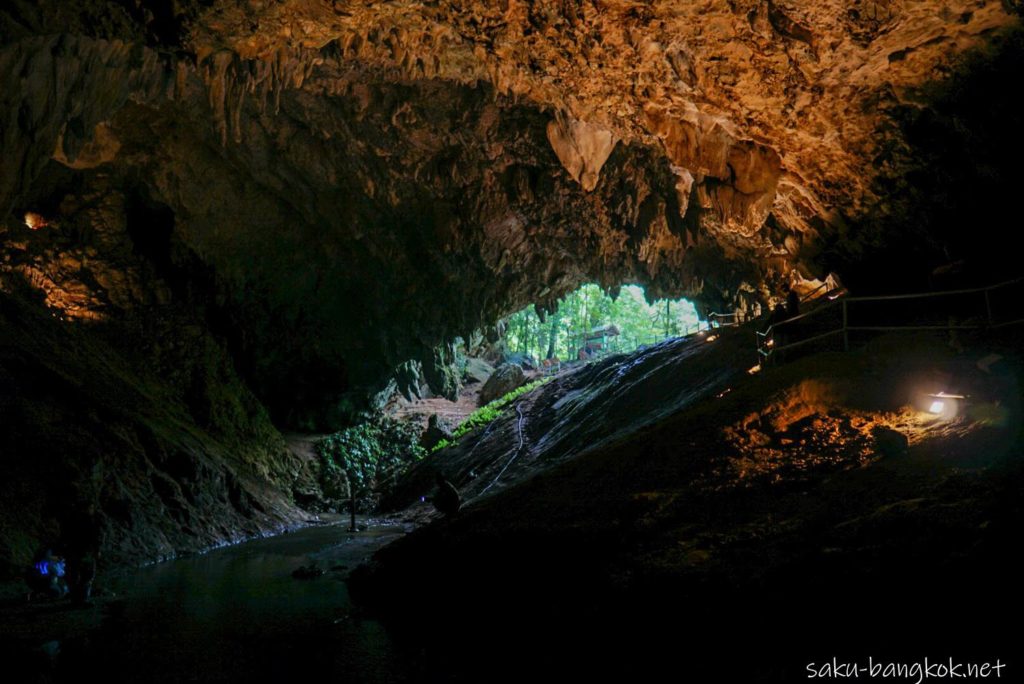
[350, 331, 1024, 682]
[823, 28, 1024, 294]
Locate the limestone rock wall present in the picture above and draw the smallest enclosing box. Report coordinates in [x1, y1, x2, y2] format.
[0, 167, 315, 576]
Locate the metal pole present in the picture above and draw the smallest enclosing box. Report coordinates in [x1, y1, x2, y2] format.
[984, 289, 993, 326]
[842, 300, 849, 352]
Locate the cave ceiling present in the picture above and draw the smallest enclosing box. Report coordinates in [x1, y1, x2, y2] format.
[1, 0, 1021, 425]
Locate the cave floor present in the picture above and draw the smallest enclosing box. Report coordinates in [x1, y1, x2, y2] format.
[387, 383, 485, 430]
[1, 520, 416, 683]
[385, 368, 548, 430]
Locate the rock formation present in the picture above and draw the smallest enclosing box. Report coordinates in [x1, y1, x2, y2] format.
[419, 414, 454, 451]
[478, 362, 527, 406]
[4, 1, 1021, 421]
[0, 175, 316, 573]
[1, 0, 1022, 569]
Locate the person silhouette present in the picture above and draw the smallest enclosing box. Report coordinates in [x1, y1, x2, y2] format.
[785, 287, 800, 319]
[433, 473, 462, 516]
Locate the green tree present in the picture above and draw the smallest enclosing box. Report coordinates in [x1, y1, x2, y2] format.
[545, 308, 561, 359]
[503, 283, 700, 359]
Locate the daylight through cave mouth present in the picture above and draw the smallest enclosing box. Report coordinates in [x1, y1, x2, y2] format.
[502, 283, 701, 363]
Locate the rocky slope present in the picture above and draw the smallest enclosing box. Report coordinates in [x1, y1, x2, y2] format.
[351, 333, 1024, 681]
[383, 326, 751, 512]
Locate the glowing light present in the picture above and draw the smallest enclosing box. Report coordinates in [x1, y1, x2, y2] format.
[747, 365, 761, 375]
[705, 335, 718, 343]
[766, 338, 775, 347]
[24, 212, 48, 230]
[922, 392, 965, 420]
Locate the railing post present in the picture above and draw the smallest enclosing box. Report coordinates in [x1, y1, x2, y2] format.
[842, 300, 849, 352]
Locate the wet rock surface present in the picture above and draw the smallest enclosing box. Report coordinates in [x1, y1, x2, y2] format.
[383, 327, 749, 511]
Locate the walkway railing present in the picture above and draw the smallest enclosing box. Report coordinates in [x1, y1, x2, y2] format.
[709, 311, 745, 328]
[757, 277, 1024, 366]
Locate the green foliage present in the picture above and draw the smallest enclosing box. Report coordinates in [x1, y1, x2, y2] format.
[451, 403, 503, 441]
[315, 417, 426, 499]
[504, 284, 701, 361]
[432, 377, 551, 453]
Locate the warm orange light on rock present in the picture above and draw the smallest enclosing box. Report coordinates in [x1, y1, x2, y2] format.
[24, 212, 48, 230]
[14, 265, 106, 322]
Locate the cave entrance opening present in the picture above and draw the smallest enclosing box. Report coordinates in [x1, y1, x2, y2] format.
[503, 283, 700, 363]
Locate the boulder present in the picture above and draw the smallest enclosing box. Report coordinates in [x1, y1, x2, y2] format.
[872, 426, 909, 458]
[463, 357, 495, 385]
[478, 363, 526, 406]
[421, 344, 461, 401]
[504, 352, 537, 371]
[420, 414, 455, 450]
[393, 360, 423, 401]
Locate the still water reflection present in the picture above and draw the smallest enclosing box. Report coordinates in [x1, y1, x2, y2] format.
[50, 522, 412, 683]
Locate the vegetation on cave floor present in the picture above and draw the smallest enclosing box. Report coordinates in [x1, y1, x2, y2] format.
[503, 283, 700, 361]
[312, 376, 552, 511]
[430, 376, 552, 453]
[313, 417, 425, 512]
